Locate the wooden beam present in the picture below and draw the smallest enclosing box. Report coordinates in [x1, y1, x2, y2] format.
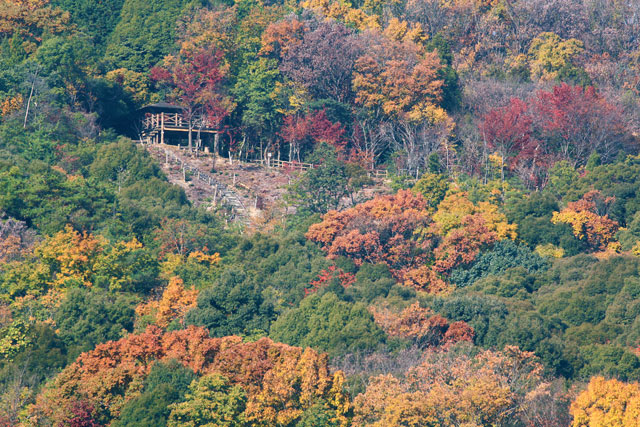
[162, 127, 218, 133]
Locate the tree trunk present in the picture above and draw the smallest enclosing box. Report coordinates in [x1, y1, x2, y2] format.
[23, 68, 39, 129]
[188, 120, 193, 152]
[196, 124, 202, 151]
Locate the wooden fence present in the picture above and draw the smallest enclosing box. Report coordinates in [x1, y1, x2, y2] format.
[146, 141, 393, 181]
[153, 146, 250, 224]
[249, 158, 391, 179]
[249, 158, 316, 171]
[368, 169, 389, 179]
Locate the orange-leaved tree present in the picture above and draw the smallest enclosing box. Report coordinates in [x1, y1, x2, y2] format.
[0, 0, 70, 54]
[352, 36, 444, 123]
[307, 189, 518, 293]
[135, 277, 198, 328]
[306, 189, 439, 291]
[29, 326, 350, 426]
[369, 302, 474, 348]
[429, 191, 517, 275]
[552, 190, 619, 251]
[351, 28, 452, 171]
[432, 213, 499, 274]
[260, 17, 306, 59]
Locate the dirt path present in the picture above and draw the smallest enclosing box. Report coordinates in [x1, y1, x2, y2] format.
[146, 145, 300, 223]
[146, 144, 393, 225]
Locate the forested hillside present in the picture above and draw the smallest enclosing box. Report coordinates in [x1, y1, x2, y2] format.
[1, 0, 640, 425]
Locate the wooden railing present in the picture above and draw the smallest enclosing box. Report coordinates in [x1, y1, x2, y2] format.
[250, 158, 316, 171]
[249, 157, 392, 178]
[143, 113, 215, 130]
[368, 169, 389, 179]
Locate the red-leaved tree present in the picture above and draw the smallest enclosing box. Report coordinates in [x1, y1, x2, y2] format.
[151, 48, 229, 151]
[477, 84, 630, 188]
[279, 109, 346, 161]
[533, 83, 628, 167]
[480, 97, 538, 181]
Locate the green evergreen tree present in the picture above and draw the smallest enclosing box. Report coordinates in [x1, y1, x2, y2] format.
[104, 0, 191, 71]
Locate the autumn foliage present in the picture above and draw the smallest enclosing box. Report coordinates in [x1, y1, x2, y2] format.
[135, 276, 198, 328]
[151, 47, 230, 150]
[0, 216, 36, 263]
[552, 190, 620, 251]
[533, 84, 627, 167]
[305, 266, 356, 297]
[352, 345, 549, 427]
[477, 84, 629, 187]
[279, 109, 346, 161]
[35, 225, 105, 288]
[570, 376, 640, 427]
[306, 189, 518, 293]
[480, 98, 539, 181]
[29, 326, 350, 426]
[4, 0, 640, 425]
[431, 191, 517, 240]
[433, 213, 499, 274]
[370, 302, 474, 347]
[0, 0, 69, 53]
[260, 17, 306, 59]
[353, 40, 445, 123]
[306, 190, 438, 290]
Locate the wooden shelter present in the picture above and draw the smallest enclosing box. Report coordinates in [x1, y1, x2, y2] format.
[139, 102, 218, 147]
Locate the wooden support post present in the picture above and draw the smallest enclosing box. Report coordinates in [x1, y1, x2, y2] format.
[160, 112, 165, 145]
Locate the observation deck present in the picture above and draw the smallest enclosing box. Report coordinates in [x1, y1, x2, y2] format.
[139, 102, 218, 145]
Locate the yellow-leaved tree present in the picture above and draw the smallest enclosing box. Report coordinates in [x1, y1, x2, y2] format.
[433, 191, 517, 239]
[35, 225, 106, 288]
[528, 32, 584, 82]
[136, 276, 198, 328]
[570, 376, 640, 427]
[352, 345, 548, 427]
[301, 0, 380, 30]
